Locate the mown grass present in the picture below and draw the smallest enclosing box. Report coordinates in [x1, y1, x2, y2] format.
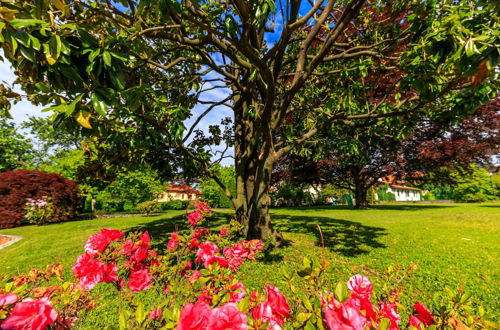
[0, 203, 498, 326]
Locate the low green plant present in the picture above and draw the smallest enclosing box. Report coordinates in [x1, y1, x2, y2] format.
[159, 200, 189, 210]
[135, 201, 161, 215]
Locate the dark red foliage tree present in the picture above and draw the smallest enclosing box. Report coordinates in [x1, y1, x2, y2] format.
[0, 170, 81, 228]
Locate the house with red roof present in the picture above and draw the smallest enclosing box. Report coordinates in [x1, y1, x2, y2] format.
[157, 184, 200, 202]
[378, 175, 422, 201]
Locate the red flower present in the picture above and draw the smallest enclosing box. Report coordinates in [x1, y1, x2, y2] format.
[413, 302, 435, 326]
[229, 282, 246, 303]
[189, 270, 202, 284]
[103, 263, 119, 283]
[128, 269, 152, 293]
[347, 274, 373, 299]
[251, 302, 283, 329]
[150, 308, 162, 320]
[84, 229, 124, 256]
[409, 315, 422, 328]
[205, 255, 229, 268]
[207, 303, 248, 330]
[193, 228, 210, 239]
[379, 302, 401, 330]
[72, 253, 106, 291]
[1, 298, 58, 330]
[195, 202, 211, 214]
[187, 211, 204, 227]
[0, 293, 18, 307]
[220, 227, 228, 236]
[177, 301, 212, 330]
[168, 232, 179, 250]
[266, 285, 292, 319]
[196, 241, 219, 265]
[190, 238, 200, 249]
[322, 297, 366, 330]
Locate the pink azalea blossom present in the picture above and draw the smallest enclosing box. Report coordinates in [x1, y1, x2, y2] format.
[412, 302, 435, 326]
[168, 232, 179, 250]
[229, 282, 246, 303]
[1, 297, 58, 330]
[177, 301, 212, 330]
[196, 241, 219, 265]
[84, 229, 124, 256]
[187, 211, 203, 227]
[220, 227, 228, 236]
[207, 303, 248, 330]
[347, 274, 373, 299]
[322, 297, 367, 330]
[128, 269, 152, 293]
[195, 202, 211, 214]
[251, 302, 283, 330]
[0, 293, 18, 307]
[72, 253, 107, 290]
[266, 285, 292, 319]
[150, 308, 162, 320]
[379, 302, 401, 330]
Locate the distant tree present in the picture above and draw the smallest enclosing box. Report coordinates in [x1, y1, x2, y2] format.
[98, 168, 165, 211]
[451, 165, 497, 202]
[0, 118, 34, 171]
[198, 166, 236, 208]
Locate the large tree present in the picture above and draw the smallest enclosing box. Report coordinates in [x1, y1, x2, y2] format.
[0, 118, 34, 171]
[0, 0, 498, 242]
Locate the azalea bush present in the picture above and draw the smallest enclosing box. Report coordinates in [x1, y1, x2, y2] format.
[24, 197, 59, 226]
[0, 202, 494, 329]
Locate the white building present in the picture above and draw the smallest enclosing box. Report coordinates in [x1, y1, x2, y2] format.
[386, 184, 422, 201]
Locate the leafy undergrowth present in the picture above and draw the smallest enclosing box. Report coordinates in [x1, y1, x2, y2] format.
[0, 203, 498, 326]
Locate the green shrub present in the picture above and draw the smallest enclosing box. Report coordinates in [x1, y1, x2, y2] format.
[376, 186, 396, 201]
[135, 201, 161, 214]
[159, 200, 189, 210]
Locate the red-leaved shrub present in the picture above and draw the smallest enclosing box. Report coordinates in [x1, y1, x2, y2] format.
[0, 170, 81, 228]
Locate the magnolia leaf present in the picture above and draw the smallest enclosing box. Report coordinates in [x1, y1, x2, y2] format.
[103, 51, 112, 67]
[76, 111, 92, 129]
[91, 93, 108, 116]
[135, 303, 146, 325]
[10, 19, 48, 28]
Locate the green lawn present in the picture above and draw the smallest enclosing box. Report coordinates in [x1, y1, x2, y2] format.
[0, 203, 499, 325]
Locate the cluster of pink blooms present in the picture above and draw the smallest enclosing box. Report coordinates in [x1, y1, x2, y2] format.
[321, 274, 435, 330]
[177, 285, 291, 330]
[187, 202, 212, 227]
[72, 229, 155, 292]
[25, 198, 48, 209]
[0, 294, 58, 330]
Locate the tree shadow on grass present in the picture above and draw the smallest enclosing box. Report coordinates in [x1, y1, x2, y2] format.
[274, 204, 453, 212]
[272, 214, 387, 257]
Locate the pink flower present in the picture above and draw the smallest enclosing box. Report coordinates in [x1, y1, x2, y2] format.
[229, 282, 246, 303]
[102, 263, 119, 283]
[220, 227, 228, 236]
[72, 253, 106, 290]
[345, 295, 376, 323]
[193, 228, 210, 239]
[206, 255, 229, 268]
[190, 238, 200, 249]
[380, 302, 401, 329]
[409, 315, 422, 328]
[208, 303, 248, 330]
[195, 202, 211, 214]
[189, 270, 202, 284]
[150, 308, 162, 320]
[1, 298, 58, 330]
[322, 297, 366, 330]
[0, 293, 18, 307]
[196, 241, 219, 265]
[251, 302, 283, 329]
[347, 274, 373, 299]
[188, 211, 203, 227]
[128, 269, 152, 293]
[266, 285, 292, 319]
[177, 301, 212, 330]
[413, 302, 435, 326]
[168, 232, 179, 250]
[84, 229, 124, 256]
